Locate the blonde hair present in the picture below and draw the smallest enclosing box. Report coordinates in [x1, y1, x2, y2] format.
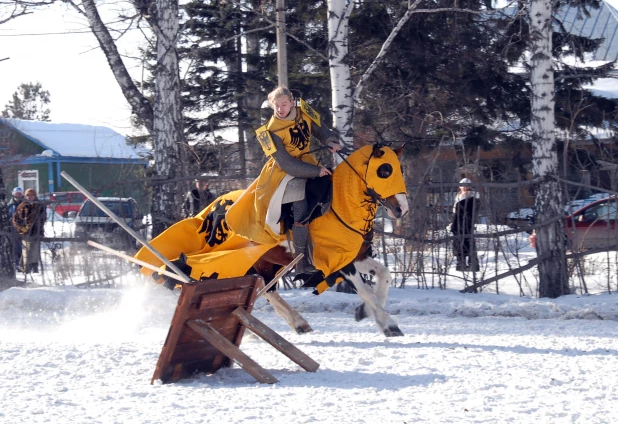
[267, 86, 294, 108]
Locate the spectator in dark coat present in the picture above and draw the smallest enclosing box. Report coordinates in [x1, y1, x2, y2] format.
[450, 178, 480, 272]
[7, 187, 24, 268]
[184, 179, 215, 218]
[12, 188, 47, 273]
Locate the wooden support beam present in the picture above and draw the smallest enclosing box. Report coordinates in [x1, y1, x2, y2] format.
[187, 319, 278, 384]
[232, 307, 319, 372]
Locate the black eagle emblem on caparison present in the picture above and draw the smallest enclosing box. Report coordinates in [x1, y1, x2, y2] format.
[198, 199, 235, 247]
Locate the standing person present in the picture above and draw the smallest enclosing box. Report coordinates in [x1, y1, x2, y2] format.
[7, 187, 24, 269]
[12, 188, 47, 273]
[226, 86, 340, 275]
[450, 178, 480, 272]
[184, 178, 215, 218]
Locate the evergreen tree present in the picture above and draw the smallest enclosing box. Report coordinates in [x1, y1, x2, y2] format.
[181, 0, 275, 177]
[337, 1, 617, 156]
[2, 82, 51, 121]
[286, 0, 332, 116]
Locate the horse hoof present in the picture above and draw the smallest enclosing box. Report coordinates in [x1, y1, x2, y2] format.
[355, 304, 368, 322]
[383, 326, 404, 337]
[295, 325, 314, 335]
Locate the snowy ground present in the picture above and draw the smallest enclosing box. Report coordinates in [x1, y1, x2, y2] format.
[2, 281, 618, 423]
[3, 215, 618, 422]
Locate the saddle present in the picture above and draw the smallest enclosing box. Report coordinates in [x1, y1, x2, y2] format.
[280, 175, 332, 233]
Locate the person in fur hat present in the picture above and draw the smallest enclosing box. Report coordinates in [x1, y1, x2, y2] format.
[450, 178, 480, 272]
[7, 187, 24, 269]
[12, 188, 47, 273]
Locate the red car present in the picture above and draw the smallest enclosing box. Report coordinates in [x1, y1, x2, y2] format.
[49, 191, 87, 218]
[563, 196, 618, 250]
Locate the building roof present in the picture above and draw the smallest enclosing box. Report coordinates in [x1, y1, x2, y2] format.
[1, 118, 148, 160]
[499, 1, 618, 61]
[557, 1, 618, 61]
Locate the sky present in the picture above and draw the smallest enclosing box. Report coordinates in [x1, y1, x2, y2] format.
[3, 1, 618, 138]
[0, 2, 147, 135]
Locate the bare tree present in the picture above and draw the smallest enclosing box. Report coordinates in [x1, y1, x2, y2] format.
[63, 0, 187, 236]
[528, 0, 568, 297]
[150, 0, 187, 235]
[326, 0, 437, 152]
[327, 0, 354, 151]
[0, 0, 53, 25]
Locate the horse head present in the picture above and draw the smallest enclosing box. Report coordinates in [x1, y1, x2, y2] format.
[363, 143, 409, 220]
[330, 143, 408, 235]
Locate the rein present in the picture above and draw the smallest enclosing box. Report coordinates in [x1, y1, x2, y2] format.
[334, 148, 392, 211]
[325, 146, 393, 236]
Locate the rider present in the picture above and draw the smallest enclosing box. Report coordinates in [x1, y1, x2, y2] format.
[226, 86, 340, 274]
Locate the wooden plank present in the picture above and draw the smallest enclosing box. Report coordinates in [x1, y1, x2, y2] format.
[198, 288, 252, 310]
[152, 275, 316, 385]
[169, 341, 222, 364]
[177, 320, 242, 344]
[151, 283, 197, 384]
[185, 305, 242, 323]
[232, 307, 320, 372]
[191, 276, 257, 298]
[187, 319, 278, 384]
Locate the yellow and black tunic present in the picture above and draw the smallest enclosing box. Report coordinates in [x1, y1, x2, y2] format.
[226, 102, 337, 245]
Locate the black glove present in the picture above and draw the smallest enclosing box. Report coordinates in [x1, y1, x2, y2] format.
[155, 253, 192, 290]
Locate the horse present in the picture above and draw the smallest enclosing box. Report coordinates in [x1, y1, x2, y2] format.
[135, 143, 409, 337]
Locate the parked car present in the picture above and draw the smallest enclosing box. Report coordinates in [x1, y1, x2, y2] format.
[563, 196, 618, 250]
[563, 194, 608, 215]
[506, 207, 535, 229]
[507, 193, 611, 231]
[74, 197, 145, 250]
[49, 191, 87, 218]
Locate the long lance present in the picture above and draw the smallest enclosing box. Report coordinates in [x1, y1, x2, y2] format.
[60, 171, 192, 284]
[88, 238, 303, 297]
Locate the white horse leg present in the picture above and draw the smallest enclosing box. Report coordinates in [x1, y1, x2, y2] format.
[342, 267, 403, 337]
[352, 257, 392, 322]
[262, 289, 313, 335]
[354, 256, 392, 308]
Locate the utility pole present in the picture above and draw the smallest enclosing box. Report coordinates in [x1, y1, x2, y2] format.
[276, 0, 288, 87]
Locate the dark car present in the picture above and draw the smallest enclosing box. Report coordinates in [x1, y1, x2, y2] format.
[563, 196, 618, 250]
[506, 207, 535, 230]
[49, 191, 87, 218]
[74, 197, 145, 250]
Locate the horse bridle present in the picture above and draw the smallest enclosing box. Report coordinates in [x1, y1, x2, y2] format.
[303, 143, 401, 218]
[333, 145, 395, 212]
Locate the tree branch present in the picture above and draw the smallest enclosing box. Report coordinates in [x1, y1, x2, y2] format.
[70, 0, 154, 133]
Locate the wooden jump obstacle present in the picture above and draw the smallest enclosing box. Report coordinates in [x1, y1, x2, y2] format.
[151, 275, 319, 384]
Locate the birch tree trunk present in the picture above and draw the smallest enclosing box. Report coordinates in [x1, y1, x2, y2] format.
[327, 0, 354, 152]
[151, 0, 186, 237]
[327, 1, 419, 153]
[528, 0, 569, 298]
[77, 0, 187, 236]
